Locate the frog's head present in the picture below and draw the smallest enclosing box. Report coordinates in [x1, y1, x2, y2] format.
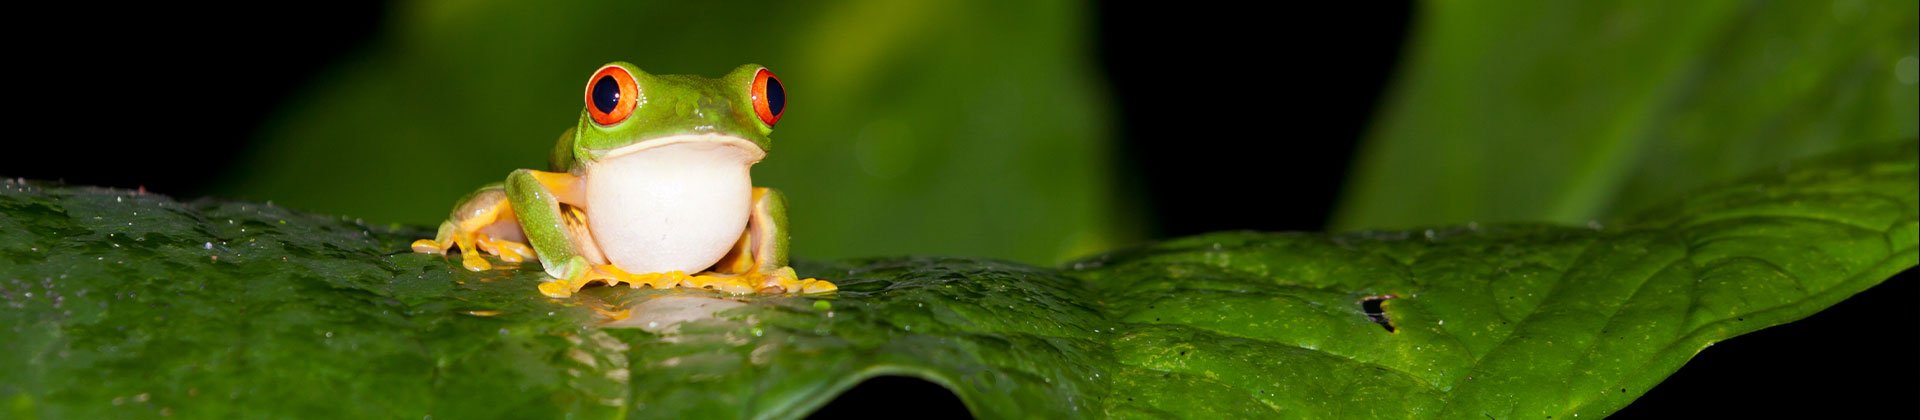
[569, 62, 784, 166]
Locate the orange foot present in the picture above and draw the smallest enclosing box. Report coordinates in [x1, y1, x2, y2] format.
[536, 265, 836, 298]
[412, 234, 534, 271]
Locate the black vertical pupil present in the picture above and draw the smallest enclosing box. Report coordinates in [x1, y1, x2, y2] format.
[765, 76, 785, 116]
[592, 75, 620, 114]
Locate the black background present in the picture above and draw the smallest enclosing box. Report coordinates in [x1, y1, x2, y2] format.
[6, 2, 1915, 417]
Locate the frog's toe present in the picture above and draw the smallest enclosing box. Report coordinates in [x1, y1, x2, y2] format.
[537, 273, 597, 298]
[459, 251, 493, 271]
[411, 239, 447, 255]
[413, 225, 493, 270]
[540, 265, 835, 298]
[537, 279, 575, 298]
[413, 221, 458, 255]
[760, 267, 803, 291]
[475, 236, 535, 263]
[496, 241, 536, 261]
[754, 266, 836, 294]
[538, 264, 639, 298]
[677, 272, 759, 295]
[620, 270, 671, 290]
[797, 278, 838, 294]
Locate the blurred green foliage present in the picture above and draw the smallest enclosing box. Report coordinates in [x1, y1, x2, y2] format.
[220, 0, 1125, 264]
[1337, 0, 1919, 230]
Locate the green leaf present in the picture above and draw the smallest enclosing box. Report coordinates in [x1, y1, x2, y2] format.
[4, 141, 1914, 418]
[1335, 0, 1919, 230]
[218, 0, 1128, 264]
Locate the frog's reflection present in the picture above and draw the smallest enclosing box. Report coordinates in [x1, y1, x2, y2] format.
[599, 294, 746, 335]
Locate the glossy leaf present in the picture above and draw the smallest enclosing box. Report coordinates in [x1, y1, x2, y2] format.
[1336, 0, 1919, 230]
[4, 140, 1914, 418]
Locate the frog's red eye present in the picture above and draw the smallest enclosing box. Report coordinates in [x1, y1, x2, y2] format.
[585, 65, 639, 126]
[750, 68, 785, 126]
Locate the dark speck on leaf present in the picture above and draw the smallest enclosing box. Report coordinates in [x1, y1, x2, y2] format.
[1361, 295, 1397, 332]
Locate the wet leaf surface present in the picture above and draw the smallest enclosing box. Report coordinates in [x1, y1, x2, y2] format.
[3, 141, 1914, 418]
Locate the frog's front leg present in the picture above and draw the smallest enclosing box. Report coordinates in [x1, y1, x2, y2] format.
[410, 182, 536, 271]
[706, 187, 836, 293]
[502, 169, 631, 297]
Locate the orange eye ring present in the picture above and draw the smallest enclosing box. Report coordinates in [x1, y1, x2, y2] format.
[585, 65, 639, 126]
[750, 68, 785, 127]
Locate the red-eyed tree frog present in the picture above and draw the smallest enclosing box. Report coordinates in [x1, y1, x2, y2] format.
[412, 62, 834, 298]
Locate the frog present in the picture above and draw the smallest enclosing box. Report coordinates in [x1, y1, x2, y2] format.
[410, 62, 834, 298]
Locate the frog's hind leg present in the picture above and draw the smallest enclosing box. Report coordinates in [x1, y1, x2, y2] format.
[410, 182, 536, 271]
[698, 187, 836, 294]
